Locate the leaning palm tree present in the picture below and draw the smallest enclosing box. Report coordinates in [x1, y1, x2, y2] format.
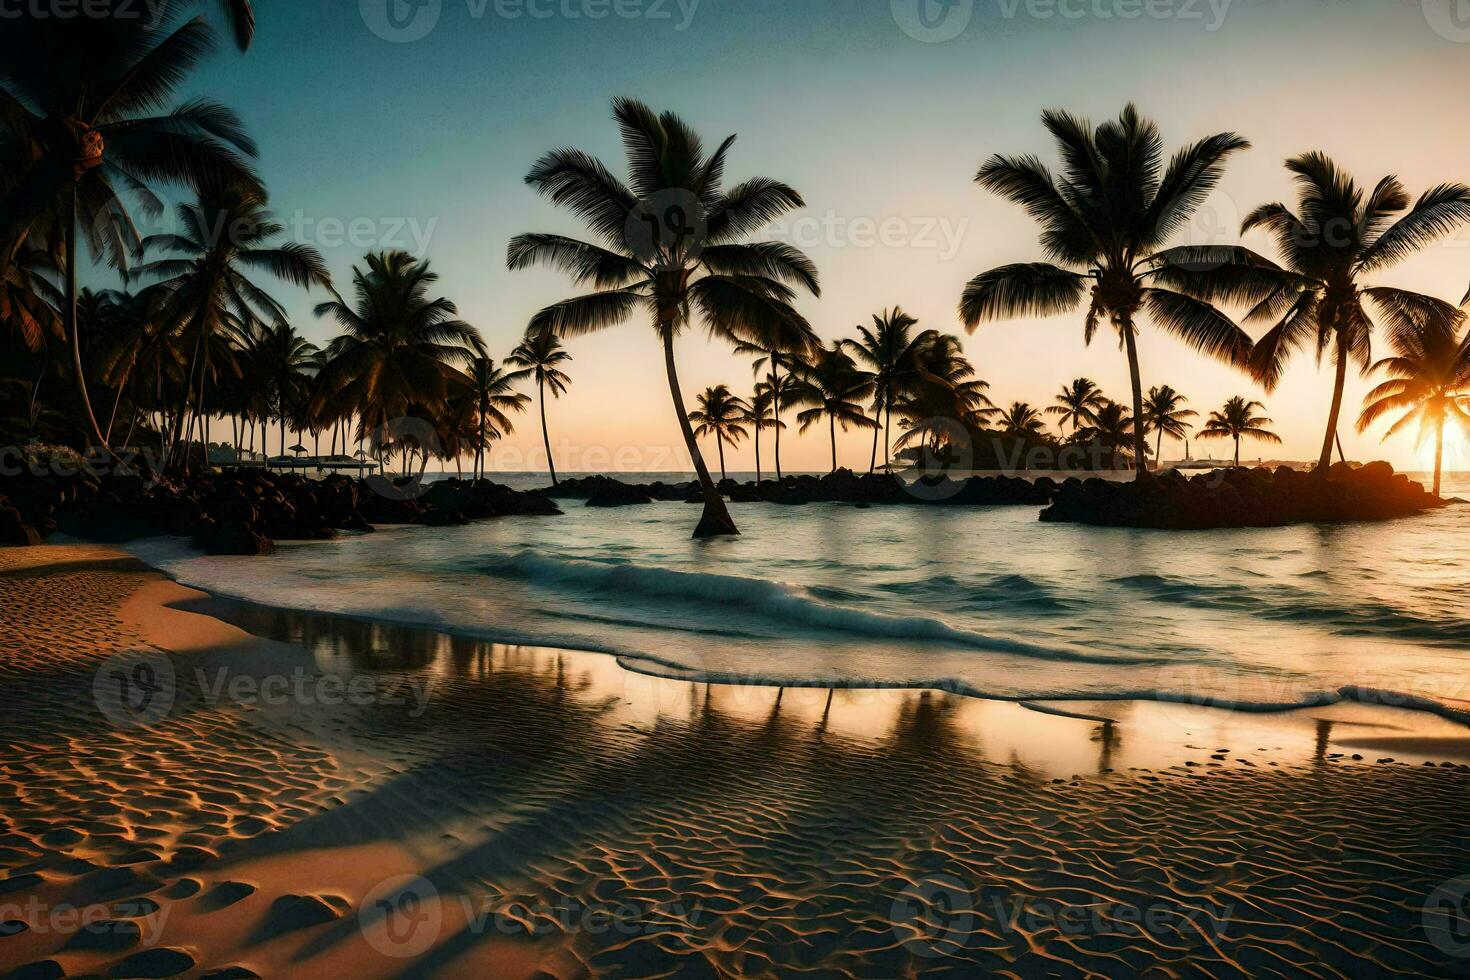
[0, 3, 261, 450]
[315, 251, 485, 446]
[1156, 153, 1470, 473]
[462, 357, 531, 481]
[133, 180, 330, 468]
[791, 348, 876, 473]
[961, 105, 1253, 480]
[506, 328, 573, 485]
[507, 98, 819, 537]
[1141, 384, 1197, 463]
[839, 307, 936, 473]
[999, 402, 1047, 439]
[688, 384, 749, 482]
[1199, 396, 1281, 467]
[742, 385, 783, 484]
[1357, 319, 1470, 496]
[1046, 378, 1106, 439]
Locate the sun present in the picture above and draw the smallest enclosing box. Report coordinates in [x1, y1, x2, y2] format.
[1417, 421, 1470, 473]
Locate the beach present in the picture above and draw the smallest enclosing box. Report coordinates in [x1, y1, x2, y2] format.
[3, 544, 1470, 978]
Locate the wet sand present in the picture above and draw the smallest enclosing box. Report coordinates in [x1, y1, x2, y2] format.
[2, 545, 1469, 978]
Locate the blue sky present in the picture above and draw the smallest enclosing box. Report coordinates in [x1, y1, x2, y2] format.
[139, 0, 1470, 470]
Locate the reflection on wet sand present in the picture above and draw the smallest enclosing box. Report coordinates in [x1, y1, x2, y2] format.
[4, 549, 1470, 979]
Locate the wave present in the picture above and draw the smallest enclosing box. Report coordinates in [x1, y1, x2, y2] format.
[477, 550, 1164, 666]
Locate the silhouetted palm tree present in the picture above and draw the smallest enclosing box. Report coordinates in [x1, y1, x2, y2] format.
[1141, 384, 1196, 463]
[792, 348, 876, 473]
[1046, 377, 1106, 438]
[1200, 396, 1280, 466]
[689, 384, 749, 482]
[840, 307, 936, 472]
[251, 321, 317, 462]
[743, 385, 783, 484]
[1358, 319, 1470, 495]
[315, 251, 484, 451]
[961, 105, 1252, 480]
[0, 3, 260, 449]
[1081, 400, 1137, 466]
[134, 180, 330, 468]
[506, 328, 573, 485]
[999, 402, 1046, 439]
[461, 357, 530, 480]
[1158, 153, 1470, 473]
[507, 98, 819, 537]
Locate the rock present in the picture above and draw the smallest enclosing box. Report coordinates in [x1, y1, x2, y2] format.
[0, 502, 41, 546]
[0, 919, 28, 937]
[7, 960, 64, 980]
[193, 519, 273, 556]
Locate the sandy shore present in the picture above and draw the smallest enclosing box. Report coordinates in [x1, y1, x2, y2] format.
[2, 545, 1469, 978]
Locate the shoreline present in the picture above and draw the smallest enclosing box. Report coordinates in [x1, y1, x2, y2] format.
[5, 544, 1470, 977]
[121, 530, 1470, 746]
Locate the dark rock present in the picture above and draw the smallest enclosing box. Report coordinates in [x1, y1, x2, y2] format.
[0, 501, 41, 546]
[193, 518, 273, 556]
[7, 960, 63, 980]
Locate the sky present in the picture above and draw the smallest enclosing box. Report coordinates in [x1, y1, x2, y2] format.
[127, 0, 1470, 472]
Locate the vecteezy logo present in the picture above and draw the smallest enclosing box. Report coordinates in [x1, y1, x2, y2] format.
[364, 417, 442, 501]
[625, 189, 707, 270]
[892, 0, 976, 42]
[361, 0, 443, 42]
[891, 873, 975, 957]
[1424, 0, 1470, 41]
[1424, 875, 1470, 957]
[93, 649, 177, 728]
[360, 875, 442, 958]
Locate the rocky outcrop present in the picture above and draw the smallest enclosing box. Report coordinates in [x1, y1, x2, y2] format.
[0, 456, 562, 553]
[550, 469, 1053, 507]
[1040, 462, 1445, 529]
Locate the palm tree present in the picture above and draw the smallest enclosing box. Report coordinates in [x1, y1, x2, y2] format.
[839, 307, 936, 472]
[743, 385, 783, 483]
[1158, 153, 1470, 474]
[506, 328, 573, 485]
[1081, 400, 1137, 466]
[1046, 378, 1106, 439]
[961, 105, 1253, 480]
[315, 251, 485, 450]
[133, 180, 330, 468]
[791, 348, 876, 473]
[251, 320, 317, 462]
[1141, 384, 1197, 464]
[0, 3, 261, 449]
[688, 384, 749, 482]
[461, 357, 531, 480]
[1357, 319, 1470, 496]
[507, 98, 819, 537]
[999, 402, 1046, 439]
[1200, 396, 1280, 467]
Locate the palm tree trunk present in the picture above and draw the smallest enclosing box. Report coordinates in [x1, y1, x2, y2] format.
[661, 328, 737, 537]
[1156, 428, 1163, 465]
[1234, 435, 1240, 468]
[66, 188, 111, 451]
[754, 424, 762, 484]
[829, 413, 837, 473]
[539, 377, 557, 485]
[869, 401, 880, 473]
[884, 402, 893, 473]
[717, 437, 727, 482]
[1318, 338, 1349, 474]
[772, 361, 783, 482]
[1120, 318, 1149, 480]
[1433, 413, 1444, 496]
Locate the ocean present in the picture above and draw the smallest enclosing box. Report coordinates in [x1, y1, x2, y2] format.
[124, 471, 1470, 721]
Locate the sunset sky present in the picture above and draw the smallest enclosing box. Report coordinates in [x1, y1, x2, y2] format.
[155, 0, 1470, 472]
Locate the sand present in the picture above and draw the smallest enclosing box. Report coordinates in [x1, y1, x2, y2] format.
[2, 545, 1469, 978]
